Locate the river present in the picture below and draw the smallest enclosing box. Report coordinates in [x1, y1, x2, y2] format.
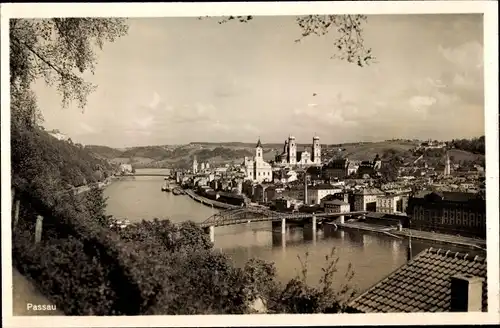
[104, 170, 485, 294]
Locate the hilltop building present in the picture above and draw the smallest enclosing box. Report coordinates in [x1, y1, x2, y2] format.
[47, 129, 70, 142]
[275, 135, 321, 167]
[323, 156, 381, 180]
[242, 138, 273, 183]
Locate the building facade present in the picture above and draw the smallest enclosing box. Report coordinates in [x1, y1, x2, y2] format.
[306, 184, 343, 205]
[275, 135, 321, 167]
[354, 188, 385, 212]
[377, 194, 408, 214]
[192, 156, 198, 174]
[323, 159, 349, 179]
[242, 138, 273, 183]
[323, 199, 351, 214]
[407, 191, 486, 238]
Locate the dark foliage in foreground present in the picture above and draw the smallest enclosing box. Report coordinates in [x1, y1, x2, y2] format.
[10, 16, 358, 315]
[11, 125, 357, 314]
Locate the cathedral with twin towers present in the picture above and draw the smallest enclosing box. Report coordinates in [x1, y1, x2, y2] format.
[274, 134, 322, 167]
[242, 134, 322, 183]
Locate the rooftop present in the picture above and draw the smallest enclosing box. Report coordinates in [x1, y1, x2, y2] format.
[414, 191, 484, 202]
[355, 188, 384, 195]
[347, 248, 487, 313]
[323, 199, 349, 206]
[309, 183, 341, 190]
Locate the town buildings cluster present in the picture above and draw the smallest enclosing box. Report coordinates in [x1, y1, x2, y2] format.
[174, 135, 486, 239]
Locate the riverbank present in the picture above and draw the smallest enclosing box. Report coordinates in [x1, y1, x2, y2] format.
[186, 190, 486, 251]
[336, 221, 486, 251]
[184, 189, 239, 210]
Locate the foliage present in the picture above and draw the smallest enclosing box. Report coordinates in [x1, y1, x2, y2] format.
[268, 248, 357, 313]
[85, 145, 125, 159]
[10, 17, 358, 316]
[379, 150, 404, 182]
[210, 15, 374, 67]
[82, 185, 110, 227]
[10, 18, 128, 115]
[11, 125, 113, 189]
[13, 234, 117, 315]
[449, 136, 485, 155]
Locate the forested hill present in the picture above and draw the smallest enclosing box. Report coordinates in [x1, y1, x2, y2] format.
[84, 137, 485, 170]
[449, 136, 485, 155]
[11, 126, 116, 191]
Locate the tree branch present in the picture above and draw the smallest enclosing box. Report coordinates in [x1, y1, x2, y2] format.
[11, 34, 81, 83]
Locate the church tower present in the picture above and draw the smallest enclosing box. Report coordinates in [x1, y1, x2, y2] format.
[192, 156, 198, 174]
[444, 152, 451, 176]
[311, 134, 321, 165]
[255, 137, 263, 162]
[288, 135, 297, 165]
[283, 139, 289, 155]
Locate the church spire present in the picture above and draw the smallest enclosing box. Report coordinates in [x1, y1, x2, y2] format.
[256, 137, 262, 148]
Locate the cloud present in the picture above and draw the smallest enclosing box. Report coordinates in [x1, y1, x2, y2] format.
[409, 96, 437, 109]
[135, 115, 155, 129]
[243, 123, 260, 134]
[426, 78, 446, 89]
[79, 122, 97, 134]
[438, 41, 483, 70]
[171, 103, 215, 123]
[148, 92, 161, 110]
[211, 120, 231, 132]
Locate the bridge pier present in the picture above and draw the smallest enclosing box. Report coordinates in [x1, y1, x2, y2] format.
[303, 216, 317, 244]
[281, 218, 286, 234]
[338, 215, 345, 225]
[203, 225, 215, 243]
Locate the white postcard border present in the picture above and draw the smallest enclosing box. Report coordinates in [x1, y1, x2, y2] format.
[1, 1, 498, 327]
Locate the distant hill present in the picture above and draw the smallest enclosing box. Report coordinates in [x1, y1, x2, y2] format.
[85, 145, 124, 159]
[332, 140, 418, 161]
[85, 139, 485, 170]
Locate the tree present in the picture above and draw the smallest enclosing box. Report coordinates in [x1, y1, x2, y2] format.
[207, 15, 374, 67]
[10, 18, 129, 127]
[83, 185, 109, 227]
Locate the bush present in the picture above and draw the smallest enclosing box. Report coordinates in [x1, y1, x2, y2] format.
[11, 123, 357, 315]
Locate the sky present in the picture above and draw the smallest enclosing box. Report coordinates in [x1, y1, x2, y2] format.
[34, 14, 485, 148]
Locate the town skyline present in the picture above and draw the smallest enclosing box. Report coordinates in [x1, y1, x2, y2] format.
[35, 14, 484, 148]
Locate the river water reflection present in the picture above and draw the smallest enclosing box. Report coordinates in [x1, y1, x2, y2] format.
[105, 172, 484, 294]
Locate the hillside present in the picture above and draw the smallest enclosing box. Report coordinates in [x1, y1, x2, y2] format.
[85, 139, 484, 170]
[12, 127, 116, 190]
[328, 140, 419, 162]
[85, 145, 124, 160]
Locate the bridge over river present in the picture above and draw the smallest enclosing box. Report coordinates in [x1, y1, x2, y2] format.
[197, 206, 368, 243]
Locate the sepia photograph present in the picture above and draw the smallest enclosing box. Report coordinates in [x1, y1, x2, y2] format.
[1, 1, 498, 327]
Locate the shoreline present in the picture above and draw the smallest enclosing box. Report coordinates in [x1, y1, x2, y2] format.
[335, 221, 486, 251]
[181, 189, 486, 252]
[183, 189, 238, 210]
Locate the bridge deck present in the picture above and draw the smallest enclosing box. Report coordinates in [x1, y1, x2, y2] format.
[200, 209, 368, 228]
